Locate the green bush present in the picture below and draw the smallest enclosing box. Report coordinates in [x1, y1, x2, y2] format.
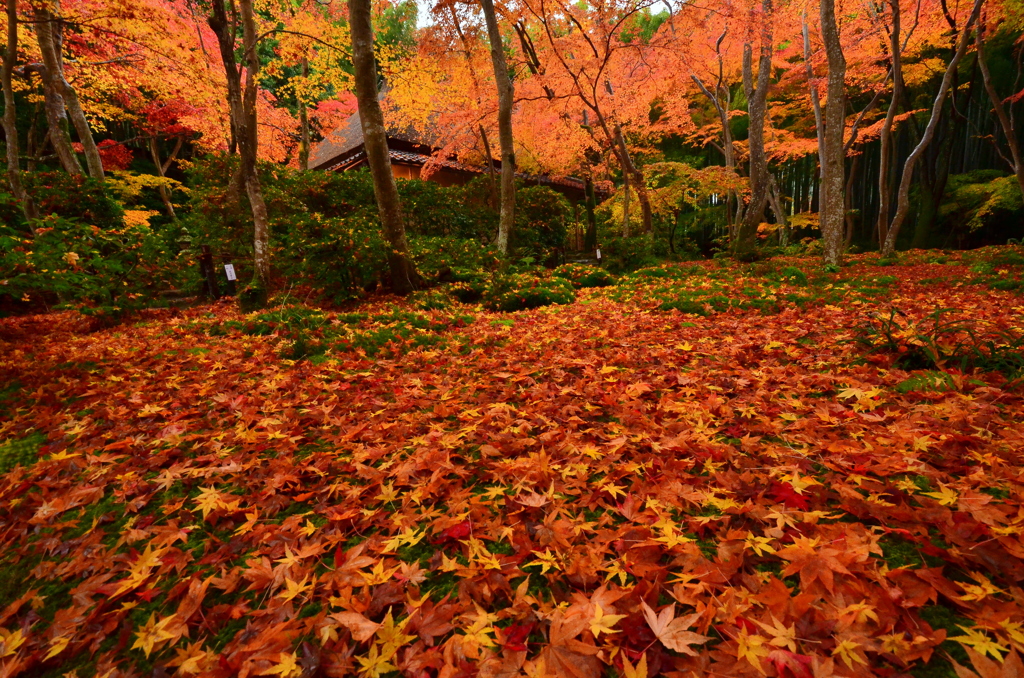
[277, 211, 387, 303]
[24, 171, 125, 229]
[513, 186, 570, 258]
[212, 304, 474, 360]
[0, 214, 181, 319]
[659, 298, 711, 315]
[409, 236, 500, 278]
[779, 266, 808, 286]
[855, 307, 1024, 381]
[181, 159, 511, 299]
[624, 264, 700, 281]
[485, 274, 575, 312]
[553, 263, 616, 288]
[601, 234, 673, 273]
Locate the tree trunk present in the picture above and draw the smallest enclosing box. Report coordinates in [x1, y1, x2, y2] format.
[299, 57, 310, 171]
[584, 175, 598, 251]
[978, 23, 1024, 198]
[2, 0, 37, 226]
[209, 0, 272, 289]
[819, 0, 847, 266]
[149, 136, 182, 219]
[479, 125, 498, 209]
[618, 165, 626, 237]
[613, 124, 652, 234]
[348, 0, 414, 294]
[882, 0, 983, 257]
[844, 152, 860, 248]
[802, 11, 826, 184]
[876, 0, 904, 246]
[34, 2, 103, 180]
[736, 2, 774, 258]
[769, 173, 788, 232]
[479, 0, 516, 255]
[27, 62, 79, 174]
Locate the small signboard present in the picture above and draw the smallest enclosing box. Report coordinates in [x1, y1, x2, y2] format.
[596, 248, 602, 261]
[224, 264, 237, 281]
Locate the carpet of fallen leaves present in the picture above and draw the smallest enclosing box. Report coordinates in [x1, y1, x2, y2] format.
[2, 249, 1024, 678]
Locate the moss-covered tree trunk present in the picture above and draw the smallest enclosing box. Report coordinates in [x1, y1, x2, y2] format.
[2, 0, 37, 227]
[819, 0, 847, 266]
[479, 0, 516, 255]
[348, 0, 415, 294]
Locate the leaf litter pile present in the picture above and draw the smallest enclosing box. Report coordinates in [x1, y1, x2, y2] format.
[2, 249, 1024, 678]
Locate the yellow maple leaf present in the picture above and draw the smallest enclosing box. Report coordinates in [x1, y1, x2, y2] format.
[745, 533, 776, 557]
[278, 576, 313, 603]
[756, 616, 797, 652]
[950, 626, 1008, 659]
[167, 641, 209, 674]
[652, 519, 692, 549]
[132, 613, 180, 658]
[376, 610, 415, 653]
[959, 573, 1004, 602]
[356, 643, 397, 678]
[0, 628, 26, 658]
[591, 604, 626, 637]
[604, 560, 630, 586]
[260, 651, 302, 678]
[832, 638, 867, 668]
[360, 560, 400, 586]
[621, 652, 648, 678]
[381, 527, 425, 553]
[736, 629, 769, 671]
[524, 549, 561, 574]
[44, 635, 70, 660]
[922, 484, 958, 506]
[193, 486, 228, 520]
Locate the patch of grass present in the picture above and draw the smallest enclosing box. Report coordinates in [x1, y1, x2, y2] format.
[879, 535, 926, 569]
[0, 432, 46, 474]
[912, 605, 973, 676]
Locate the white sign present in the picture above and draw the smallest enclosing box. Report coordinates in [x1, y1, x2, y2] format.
[224, 264, 237, 281]
[595, 249, 602, 260]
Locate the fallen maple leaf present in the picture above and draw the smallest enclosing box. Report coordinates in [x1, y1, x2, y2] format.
[331, 611, 381, 642]
[639, 601, 709, 655]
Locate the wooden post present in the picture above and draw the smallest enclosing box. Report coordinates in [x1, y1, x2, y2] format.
[200, 245, 220, 300]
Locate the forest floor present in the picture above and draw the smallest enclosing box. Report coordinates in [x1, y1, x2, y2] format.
[1, 247, 1024, 678]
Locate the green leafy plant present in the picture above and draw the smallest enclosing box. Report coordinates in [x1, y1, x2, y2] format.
[0, 214, 181, 320]
[553, 263, 616, 288]
[855, 307, 1024, 383]
[484, 274, 575, 312]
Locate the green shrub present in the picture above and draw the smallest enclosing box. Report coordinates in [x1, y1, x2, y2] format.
[211, 304, 474, 360]
[513, 186, 570, 258]
[0, 214, 181, 319]
[409, 236, 500, 279]
[485, 274, 575, 312]
[779, 266, 808, 286]
[600, 234, 671, 273]
[277, 211, 386, 303]
[895, 371, 956, 393]
[625, 264, 700, 281]
[411, 289, 456, 310]
[855, 307, 1024, 381]
[659, 298, 711, 315]
[989, 279, 1023, 291]
[553, 263, 616, 288]
[24, 171, 125, 229]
